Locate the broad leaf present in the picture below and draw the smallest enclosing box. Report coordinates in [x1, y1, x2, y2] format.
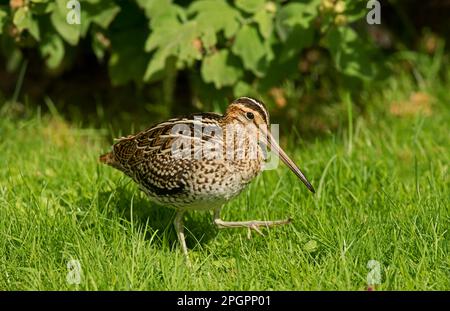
[258, 50, 299, 91]
[29, 1, 54, 15]
[233, 81, 255, 97]
[201, 28, 216, 48]
[13, 7, 40, 40]
[279, 25, 314, 61]
[188, 0, 241, 38]
[91, 30, 107, 61]
[276, 1, 320, 41]
[51, 0, 119, 44]
[201, 49, 243, 88]
[144, 21, 201, 81]
[136, 0, 183, 28]
[39, 32, 65, 69]
[234, 0, 265, 13]
[51, 0, 81, 45]
[253, 9, 273, 39]
[84, 1, 120, 29]
[326, 27, 377, 80]
[231, 24, 268, 76]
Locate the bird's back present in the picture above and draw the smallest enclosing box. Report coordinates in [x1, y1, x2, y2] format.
[100, 112, 263, 209]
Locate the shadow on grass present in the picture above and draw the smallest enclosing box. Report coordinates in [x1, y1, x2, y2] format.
[97, 184, 219, 251]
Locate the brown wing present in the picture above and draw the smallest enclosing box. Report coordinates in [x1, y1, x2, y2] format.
[103, 113, 224, 197]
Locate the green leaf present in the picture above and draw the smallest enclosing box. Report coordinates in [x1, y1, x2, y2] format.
[13, 8, 27, 27]
[233, 81, 254, 97]
[201, 28, 216, 48]
[234, 0, 265, 13]
[51, 0, 81, 45]
[144, 3, 183, 53]
[50, 0, 119, 44]
[177, 27, 202, 62]
[144, 21, 198, 56]
[39, 33, 65, 69]
[0, 8, 7, 34]
[137, 0, 183, 28]
[254, 9, 273, 39]
[144, 49, 170, 82]
[13, 7, 40, 40]
[30, 1, 54, 15]
[326, 27, 377, 80]
[201, 50, 243, 88]
[188, 0, 241, 39]
[279, 25, 314, 62]
[27, 18, 40, 41]
[144, 21, 201, 81]
[91, 31, 107, 61]
[75, 0, 120, 37]
[231, 24, 268, 76]
[276, 1, 320, 41]
[84, 1, 120, 29]
[258, 54, 299, 91]
[344, 1, 368, 23]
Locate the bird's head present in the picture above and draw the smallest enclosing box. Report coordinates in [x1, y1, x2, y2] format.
[225, 96, 315, 194]
[225, 96, 270, 128]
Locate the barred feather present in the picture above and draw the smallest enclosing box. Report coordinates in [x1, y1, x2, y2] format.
[100, 98, 270, 209]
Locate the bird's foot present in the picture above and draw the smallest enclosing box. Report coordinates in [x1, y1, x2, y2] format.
[214, 218, 292, 239]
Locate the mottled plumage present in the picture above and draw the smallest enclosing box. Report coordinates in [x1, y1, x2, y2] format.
[100, 97, 314, 263]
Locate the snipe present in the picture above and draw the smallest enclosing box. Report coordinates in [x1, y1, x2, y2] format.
[100, 97, 315, 262]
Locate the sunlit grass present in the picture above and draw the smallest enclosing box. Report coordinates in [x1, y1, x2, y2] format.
[0, 73, 449, 290]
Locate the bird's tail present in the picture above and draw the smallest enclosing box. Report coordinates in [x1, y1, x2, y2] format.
[99, 151, 115, 165]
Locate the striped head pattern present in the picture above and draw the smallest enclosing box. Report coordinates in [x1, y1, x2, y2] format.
[226, 96, 315, 193]
[225, 97, 270, 127]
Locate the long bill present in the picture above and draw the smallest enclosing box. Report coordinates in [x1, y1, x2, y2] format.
[260, 127, 315, 193]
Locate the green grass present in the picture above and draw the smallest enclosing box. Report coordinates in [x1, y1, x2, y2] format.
[0, 73, 449, 290]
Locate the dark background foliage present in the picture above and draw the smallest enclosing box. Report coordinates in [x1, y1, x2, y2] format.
[0, 0, 448, 133]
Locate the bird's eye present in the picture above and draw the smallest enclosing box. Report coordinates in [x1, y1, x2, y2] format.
[246, 112, 254, 120]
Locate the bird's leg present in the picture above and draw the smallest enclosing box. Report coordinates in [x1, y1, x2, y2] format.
[213, 208, 292, 239]
[174, 210, 191, 265]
